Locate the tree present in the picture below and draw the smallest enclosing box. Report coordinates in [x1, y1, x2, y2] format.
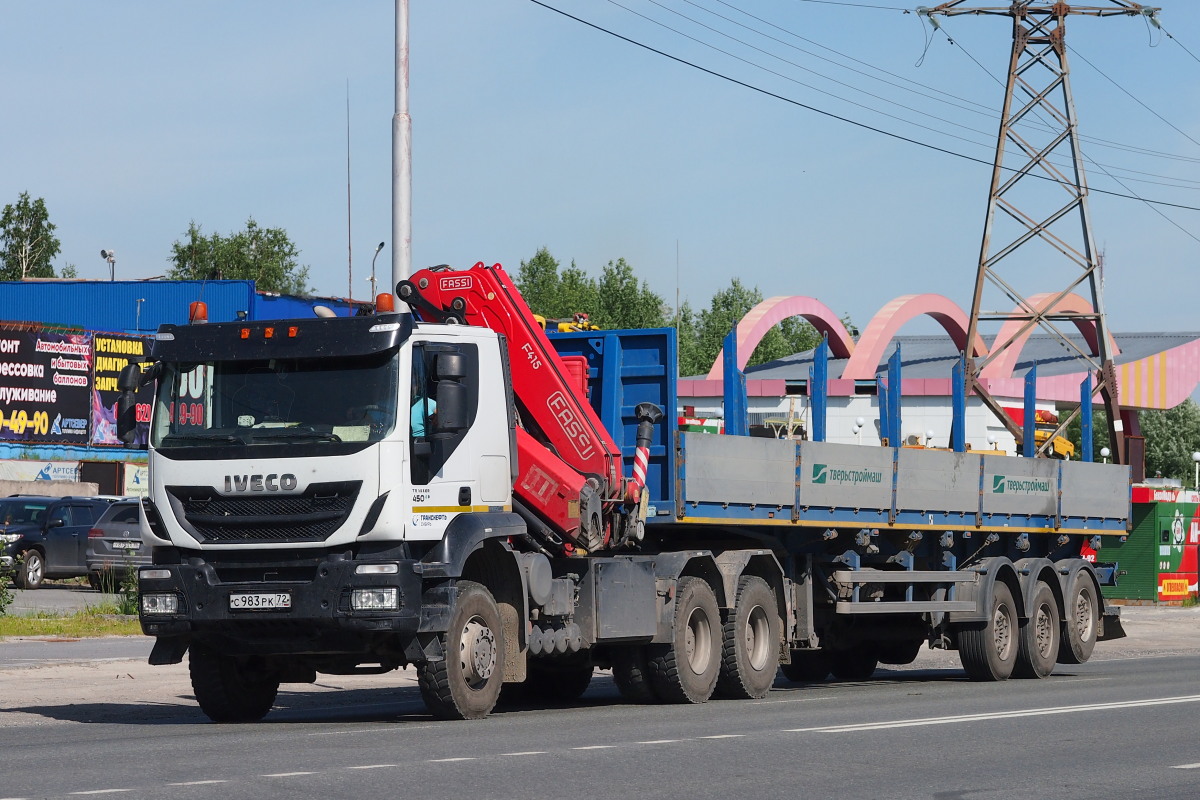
[594, 258, 667, 330]
[1140, 400, 1200, 483]
[0, 192, 61, 280]
[514, 248, 598, 321]
[168, 218, 311, 295]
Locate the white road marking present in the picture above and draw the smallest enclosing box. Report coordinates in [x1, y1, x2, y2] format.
[501, 751, 547, 756]
[783, 694, 1200, 733]
[572, 745, 617, 750]
[348, 765, 398, 770]
[699, 734, 745, 739]
[429, 757, 476, 763]
[166, 781, 228, 786]
[262, 772, 315, 777]
[750, 697, 817, 705]
[1171, 762, 1200, 770]
[637, 739, 680, 744]
[69, 792, 131, 796]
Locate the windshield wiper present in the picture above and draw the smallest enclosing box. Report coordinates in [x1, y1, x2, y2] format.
[161, 432, 248, 446]
[248, 427, 342, 444]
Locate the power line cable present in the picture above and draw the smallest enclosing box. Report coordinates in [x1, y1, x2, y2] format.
[527, 0, 1200, 212]
[619, 1, 1200, 191]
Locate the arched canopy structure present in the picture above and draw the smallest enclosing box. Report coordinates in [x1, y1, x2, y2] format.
[706, 296, 857, 379]
[840, 294, 987, 381]
[979, 293, 1120, 379]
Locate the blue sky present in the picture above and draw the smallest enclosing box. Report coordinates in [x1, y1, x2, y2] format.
[3, 1, 1198, 338]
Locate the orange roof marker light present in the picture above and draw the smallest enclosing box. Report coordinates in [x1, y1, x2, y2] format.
[375, 293, 395, 312]
[188, 301, 208, 325]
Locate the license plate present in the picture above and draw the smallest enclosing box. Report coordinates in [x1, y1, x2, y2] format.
[229, 592, 291, 610]
[112, 541, 141, 550]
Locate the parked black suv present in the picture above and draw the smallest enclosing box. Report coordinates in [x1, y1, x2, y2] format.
[0, 496, 121, 589]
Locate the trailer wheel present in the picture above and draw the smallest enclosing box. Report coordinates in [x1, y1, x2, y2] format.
[189, 644, 279, 723]
[1057, 574, 1098, 665]
[611, 646, 659, 703]
[779, 650, 831, 683]
[957, 581, 1017, 681]
[830, 646, 878, 681]
[716, 576, 780, 699]
[1015, 581, 1060, 678]
[648, 576, 721, 703]
[418, 580, 506, 720]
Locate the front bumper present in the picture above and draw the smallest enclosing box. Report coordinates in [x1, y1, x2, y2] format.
[139, 554, 427, 655]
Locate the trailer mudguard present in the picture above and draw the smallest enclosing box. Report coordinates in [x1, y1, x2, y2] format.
[1012, 557, 1063, 622]
[947, 556, 1022, 624]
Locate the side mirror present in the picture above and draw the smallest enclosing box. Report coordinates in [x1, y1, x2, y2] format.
[47, 518, 65, 529]
[436, 352, 466, 381]
[116, 363, 157, 445]
[434, 381, 468, 433]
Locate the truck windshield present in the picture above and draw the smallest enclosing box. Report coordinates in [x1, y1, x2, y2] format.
[151, 350, 399, 449]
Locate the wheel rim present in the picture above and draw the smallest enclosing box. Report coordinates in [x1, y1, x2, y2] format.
[683, 606, 713, 675]
[993, 601, 1013, 660]
[1034, 604, 1055, 659]
[744, 604, 771, 671]
[458, 615, 497, 689]
[1074, 591, 1094, 642]
[27, 553, 43, 584]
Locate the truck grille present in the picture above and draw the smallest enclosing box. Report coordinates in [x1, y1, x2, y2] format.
[166, 481, 361, 543]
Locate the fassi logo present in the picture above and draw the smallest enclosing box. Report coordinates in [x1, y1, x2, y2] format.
[439, 275, 473, 292]
[547, 392, 595, 460]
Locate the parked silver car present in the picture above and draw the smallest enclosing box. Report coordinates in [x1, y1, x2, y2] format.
[85, 500, 151, 588]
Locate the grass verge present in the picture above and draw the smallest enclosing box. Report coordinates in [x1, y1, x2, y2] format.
[0, 606, 142, 639]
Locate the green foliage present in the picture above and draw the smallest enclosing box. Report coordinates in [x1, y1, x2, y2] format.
[0, 554, 16, 616]
[593, 258, 668, 330]
[0, 192, 62, 280]
[168, 218, 311, 295]
[514, 247, 598, 320]
[1140, 399, 1200, 484]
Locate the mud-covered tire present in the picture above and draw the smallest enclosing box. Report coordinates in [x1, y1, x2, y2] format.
[418, 580, 506, 720]
[958, 581, 1018, 681]
[1058, 573, 1099, 665]
[189, 644, 279, 723]
[830, 646, 879, 681]
[611, 645, 659, 703]
[1015, 581, 1060, 678]
[780, 650, 831, 683]
[15, 549, 44, 590]
[647, 576, 721, 703]
[716, 576, 780, 699]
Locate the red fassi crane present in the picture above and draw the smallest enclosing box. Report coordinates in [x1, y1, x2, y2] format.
[399, 262, 638, 554]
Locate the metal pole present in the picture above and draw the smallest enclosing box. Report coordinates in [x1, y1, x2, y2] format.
[392, 0, 412, 293]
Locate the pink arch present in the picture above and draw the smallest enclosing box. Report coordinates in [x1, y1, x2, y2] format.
[707, 296, 857, 379]
[840, 294, 987, 381]
[979, 293, 1120, 379]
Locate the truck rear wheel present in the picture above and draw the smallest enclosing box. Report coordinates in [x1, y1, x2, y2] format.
[1058, 573, 1098, 665]
[957, 581, 1017, 681]
[716, 576, 780, 699]
[611, 645, 659, 703]
[830, 646, 878, 681]
[1015, 581, 1060, 678]
[189, 645, 279, 723]
[779, 650, 831, 683]
[648, 576, 721, 703]
[418, 580, 506, 720]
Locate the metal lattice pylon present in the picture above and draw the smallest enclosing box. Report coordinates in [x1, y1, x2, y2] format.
[925, 1, 1158, 463]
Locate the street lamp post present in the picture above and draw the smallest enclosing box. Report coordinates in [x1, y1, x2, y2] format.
[1192, 451, 1200, 490]
[369, 242, 386, 300]
[1101, 447, 1111, 465]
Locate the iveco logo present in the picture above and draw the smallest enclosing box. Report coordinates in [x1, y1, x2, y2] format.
[223, 473, 299, 493]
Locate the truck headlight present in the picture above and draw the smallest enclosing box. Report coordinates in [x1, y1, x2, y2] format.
[351, 587, 399, 611]
[142, 593, 179, 615]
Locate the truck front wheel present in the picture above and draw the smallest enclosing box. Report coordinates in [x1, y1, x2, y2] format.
[418, 580, 506, 720]
[189, 645, 280, 723]
[647, 576, 721, 703]
[716, 576, 780, 699]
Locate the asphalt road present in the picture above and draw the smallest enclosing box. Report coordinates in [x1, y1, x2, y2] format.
[3, 646, 1200, 799]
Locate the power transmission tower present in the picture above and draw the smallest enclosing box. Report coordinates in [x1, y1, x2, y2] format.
[923, 1, 1159, 464]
